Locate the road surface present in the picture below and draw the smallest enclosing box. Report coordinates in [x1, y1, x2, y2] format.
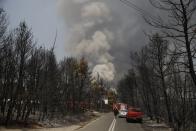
[0, 113, 144, 131]
[77, 113, 144, 131]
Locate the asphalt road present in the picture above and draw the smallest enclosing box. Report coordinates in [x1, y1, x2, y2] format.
[77, 113, 144, 131]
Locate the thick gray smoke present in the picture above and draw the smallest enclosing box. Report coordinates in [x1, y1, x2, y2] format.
[57, 0, 150, 81]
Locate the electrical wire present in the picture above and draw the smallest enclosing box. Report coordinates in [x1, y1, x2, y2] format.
[120, 0, 161, 23]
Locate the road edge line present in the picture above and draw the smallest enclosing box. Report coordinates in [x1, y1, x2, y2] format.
[75, 113, 106, 130]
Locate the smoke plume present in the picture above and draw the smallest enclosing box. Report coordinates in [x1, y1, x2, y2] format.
[57, 0, 116, 81]
[57, 0, 150, 81]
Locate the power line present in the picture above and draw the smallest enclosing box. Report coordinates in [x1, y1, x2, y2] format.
[120, 0, 161, 23]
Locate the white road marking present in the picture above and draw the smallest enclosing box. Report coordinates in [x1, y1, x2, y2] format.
[78, 115, 103, 130]
[111, 119, 116, 131]
[108, 119, 115, 131]
[108, 118, 116, 131]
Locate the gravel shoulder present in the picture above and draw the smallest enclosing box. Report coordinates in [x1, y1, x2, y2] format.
[0, 111, 103, 131]
[141, 117, 173, 131]
[0, 125, 80, 131]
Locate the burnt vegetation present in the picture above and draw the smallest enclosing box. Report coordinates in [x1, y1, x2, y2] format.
[0, 9, 116, 126]
[118, 0, 196, 131]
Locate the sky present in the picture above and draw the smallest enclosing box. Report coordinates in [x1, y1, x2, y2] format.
[2, 0, 68, 60]
[1, 0, 153, 82]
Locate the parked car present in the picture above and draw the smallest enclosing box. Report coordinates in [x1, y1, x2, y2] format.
[126, 108, 144, 123]
[118, 109, 128, 118]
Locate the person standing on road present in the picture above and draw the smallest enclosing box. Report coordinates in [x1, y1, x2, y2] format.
[113, 104, 119, 118]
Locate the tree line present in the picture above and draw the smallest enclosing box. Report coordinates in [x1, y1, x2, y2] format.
[118, 0, 196, 131]
[0, 9, 115, 125]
